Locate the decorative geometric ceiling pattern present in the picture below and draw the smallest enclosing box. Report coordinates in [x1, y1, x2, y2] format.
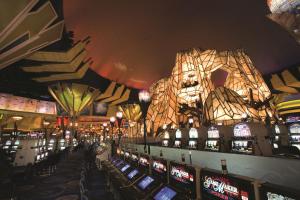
[22, 37, 91, 82]
[147, 49, 271, 133]
[0, 0, 64, 70]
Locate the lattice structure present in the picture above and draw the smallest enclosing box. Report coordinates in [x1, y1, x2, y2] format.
[147, 49, 271, 133]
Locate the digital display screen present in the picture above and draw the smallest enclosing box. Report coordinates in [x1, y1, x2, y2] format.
[174, 140, 181, 147]
[152, 159, 167, 175]
[234, 123, 251, 137]
[260, 182, 299, 200]
[201, 169, 255, 200]
[162, 140, 169, 147]
[139, 156, 149, 167]
[154, 186, 177, 200]
[208, 126, 220, 138]
[175, 129, 182, 138]
[125, 151, 130, 158]
[131, 153, 138, 162]
[189, 128, 198, 138]
[169, 162, 196, 198]
[137, 176, 154, 190]
[289, 123, 300, 134]
[115, 160, 124, 167]
[274, 125, 280, 134]
[127, 169, 139, 180]
[121, 164, 130, 172]
[189, 140, 197, 148]
[5, 141, 12, 145]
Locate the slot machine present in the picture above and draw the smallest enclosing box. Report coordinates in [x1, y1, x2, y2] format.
[166, 161, 197, 199]
[259, 182, 300, 200]
[130, 152, 139, 167]
[58, 139, 66, 150]
[72, 138, 78, 147]
[272, 124, 281, 150]
[231, 123, 254, 154]
[124, 151, 131, 162]
[138, 154, 150, 174]
[173, 129, 182, 148]
[47, 138, 56, 151]
[161, 131, 170, 147]
[151, 157, 168, 183]
[205, 126, 220, 151]
[288, 123, 300, 151]
[188, 128, 198, 149]
[200, 168, 255, 200]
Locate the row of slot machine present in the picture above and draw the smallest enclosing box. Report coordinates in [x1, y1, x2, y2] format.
[106, 149, 300, 200]
[272, 123, 300, 151]
[1, 137, 73, 167]
[161, 122, 255, 154]
[161, 122, 300, 155]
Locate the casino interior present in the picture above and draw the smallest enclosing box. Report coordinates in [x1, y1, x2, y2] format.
[0, 0, 300, 200]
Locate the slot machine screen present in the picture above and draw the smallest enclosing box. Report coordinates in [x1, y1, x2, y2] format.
[208, 126, 220, 138]
[138, 155, 149, 168]
[189, 128, 198, 139]
[260, 182, 299, 200]
[201, 169, 255, 200]
[289, 123, 300, 134]
[127, 169, 139, 180]
[169, 162, 196, 198]
[188, 140, 197, 148]
[121, 164, 130, 172]
[174, 140, 181, 147]
[131, 153, 138, 162]
[125, 151, 130, 158]
[175, 129, 182, 138]
[5, 140, 11, 145]
[154, 186, 177, 200]
[115, 160, 124, 167]
[137, 176, 154, 190]
[274, 125, 280, 134]
[162, 140, 169, 147]
[152, 158, 167, 181]
[234, 123, 251, 137]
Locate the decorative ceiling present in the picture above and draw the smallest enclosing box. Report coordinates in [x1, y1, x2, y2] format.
[64, 0, 300, 89]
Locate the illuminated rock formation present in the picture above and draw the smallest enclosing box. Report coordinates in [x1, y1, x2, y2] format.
[267, 0, 300, 44]
[147, 49, 271, 133]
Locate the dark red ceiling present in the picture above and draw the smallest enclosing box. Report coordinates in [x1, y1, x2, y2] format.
[63, 0, 300, 89]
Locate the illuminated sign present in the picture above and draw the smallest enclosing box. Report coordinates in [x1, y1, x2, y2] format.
[169, 162, 196, 198]
[234, 123, 251, 137]
[138, 155, 149, 167]
[201, 169, 255, 200]
[0, 93, 56, 115]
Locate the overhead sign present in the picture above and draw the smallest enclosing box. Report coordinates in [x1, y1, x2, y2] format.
[0, 93, 56, 115]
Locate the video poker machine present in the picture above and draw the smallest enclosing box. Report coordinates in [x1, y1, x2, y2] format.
[174, 129, 183, 148]
[162, 131, 170, 147]
[152, 162, 197, 200]
[151, 157, 168, 183]
[200, 168, 255, 200]
[130, 152, 139, 167]
[138, 154, 150, 174]
[231, 123, 254, 154]
[259, 182, 300, 200]
[288, 123, 300, 151]
[205, 126, 220, 152]
[188, 128, 198, 149]
[124, 151, 131, 161]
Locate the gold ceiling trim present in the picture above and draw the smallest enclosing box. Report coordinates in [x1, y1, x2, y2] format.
[96, 82, 116, 100]
[111, 89, 131, 105]
[26, 39, 89, 62]
[100, 85, 125, 103]
[0, 1, 64, 70]
[32, 60, 90, 82]
[22, 50, 87, 72]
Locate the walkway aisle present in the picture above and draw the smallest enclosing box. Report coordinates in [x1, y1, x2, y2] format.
[16, 151, 83, 200]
